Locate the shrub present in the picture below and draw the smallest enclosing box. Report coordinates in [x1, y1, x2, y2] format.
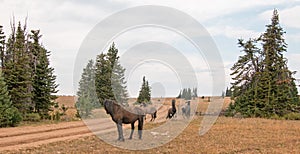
[269, 114, 284, 120]
[284, 112, 300, 120]
[0, 107, 22, 127]
[23, 113, 41, 122]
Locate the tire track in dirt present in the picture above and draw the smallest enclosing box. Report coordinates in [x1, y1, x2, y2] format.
[0, 105, 170, 152]
[0, 118, 109, 138]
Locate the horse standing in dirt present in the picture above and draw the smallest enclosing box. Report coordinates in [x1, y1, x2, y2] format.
[140, 102, 157, 122]
[181, 101, 191, 119]
[103, 100, 144, 141]
[166, 99, 177, 119]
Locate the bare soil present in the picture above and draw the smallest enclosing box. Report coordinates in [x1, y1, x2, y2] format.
[1, 97, 299, 153]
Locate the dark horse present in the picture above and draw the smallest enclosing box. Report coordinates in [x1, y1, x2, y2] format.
[166, 99, 177, 119]
[140, 102, 157, 122]
[103, 100, 144, 141]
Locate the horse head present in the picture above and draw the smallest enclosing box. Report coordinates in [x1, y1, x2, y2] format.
[171, 99, 176, 106]
[186, 101, 190, 105]
[104, 99, 115, 115]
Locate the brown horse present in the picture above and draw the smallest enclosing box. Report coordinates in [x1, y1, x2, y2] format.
[103, 99, 144, 141]
[166, 99, 177, 119]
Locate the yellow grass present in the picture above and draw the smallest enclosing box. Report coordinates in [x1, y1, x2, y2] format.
[5, 96, 300, 154]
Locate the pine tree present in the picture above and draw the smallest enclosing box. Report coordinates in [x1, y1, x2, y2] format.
[177, 90, 182, 98]
[227, 9, 300, 118]
[145, 81, 151, 102]
[0, 70, 22, 127]
[192, 87, 198, 98]
[137, 76, 151, 103]
[95, 53, 111, 105]
[180, 88, 193, 100]
[30, 30, 58, 118]
[95, 43, 128, 106]
[228, 38, 262, 117]
[186, 88, 192, 100]
[111, 59, 129, 106]
[182, 88, 187, 99]
[76, 60, 98, 118]
[4, 22, 33, 115]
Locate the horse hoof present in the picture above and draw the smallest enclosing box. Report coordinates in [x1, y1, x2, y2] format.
[118, 138, 125, 142]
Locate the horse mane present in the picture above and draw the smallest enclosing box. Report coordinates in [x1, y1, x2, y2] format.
[171, 99, 176, 112]
[106, 100, 145, 115]
[104, 99, 122, 115]
[166, 99, 177, 119]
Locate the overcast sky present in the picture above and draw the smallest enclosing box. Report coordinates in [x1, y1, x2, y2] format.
[0, 0, 300, 97]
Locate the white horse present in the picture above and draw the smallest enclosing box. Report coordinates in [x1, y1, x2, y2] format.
[181, 101, 191, 119]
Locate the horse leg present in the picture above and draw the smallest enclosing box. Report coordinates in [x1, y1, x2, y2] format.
[166, 111, 170, 119]
[149, 114, 153, 122]
[116, 121, 124, 141]
[138, 118, 144, 139]
[129, 122, 135, 139]
[152, 111, 157, 121]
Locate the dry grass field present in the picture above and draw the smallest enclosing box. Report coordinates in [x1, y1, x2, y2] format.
[4, 116, 300, 154]
[1, 96, 300, 153]
[55, 95, 78, 119]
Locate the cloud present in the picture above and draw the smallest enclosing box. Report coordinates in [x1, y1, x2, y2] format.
[207, 26, 260, 39]
[1, 0, 299, 95]
[286, 32, 300, 42]
[118, 0, 289, 22]
[259, 5, 300, 29]
[281, 6, 300, 29]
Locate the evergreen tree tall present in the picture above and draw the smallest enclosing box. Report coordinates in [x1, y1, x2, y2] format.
[181, 88, 187, 99]
[95, 53, 111, 105]
[227, 9, 300, 118]
[137, 76, 151, 103]
[258, 9, 299, 116]
[30, 30, 58, 118]
[177, 90, 182, 98]
[95, 43, 128, 106]
[111, 59, 129, 106]
[179, 88, 193, 100]
[192, 87, 198, 98]
[186, 88, 192, 100]
[76, 59, 98, 118]
[4, 22, 33, 115]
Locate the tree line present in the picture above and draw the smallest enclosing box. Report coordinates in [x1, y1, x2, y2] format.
[226, 10, 300, 119]
[0, 21, 58, 127]
[76, 43, 153, 117]
[177, 87, 198, 100]
[76, 43, 129, 117]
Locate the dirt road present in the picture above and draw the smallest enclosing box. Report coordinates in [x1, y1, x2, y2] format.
[0, 105, 170, 152]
